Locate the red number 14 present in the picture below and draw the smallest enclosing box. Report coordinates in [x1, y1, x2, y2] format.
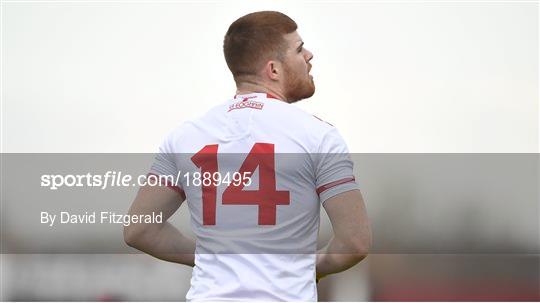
[191, 143, 290, 225]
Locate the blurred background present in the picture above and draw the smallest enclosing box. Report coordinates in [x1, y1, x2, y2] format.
[1, 0, 538, 301]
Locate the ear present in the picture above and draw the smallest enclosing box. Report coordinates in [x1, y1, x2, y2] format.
[263, 60, 281, 81]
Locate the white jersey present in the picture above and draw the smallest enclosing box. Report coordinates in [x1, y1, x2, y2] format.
[150, 93, 358, 301]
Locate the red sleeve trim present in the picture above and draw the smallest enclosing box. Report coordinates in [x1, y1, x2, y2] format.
[316, 177, 356, 195]
[146, 173, 186, 200]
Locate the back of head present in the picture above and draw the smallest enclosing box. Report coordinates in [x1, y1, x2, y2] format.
[223, 11, 297, 81]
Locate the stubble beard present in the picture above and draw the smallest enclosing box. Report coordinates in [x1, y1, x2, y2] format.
[283, 65, 315, 103]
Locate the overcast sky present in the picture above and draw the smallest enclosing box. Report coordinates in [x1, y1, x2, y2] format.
[2, 1, 538, 152]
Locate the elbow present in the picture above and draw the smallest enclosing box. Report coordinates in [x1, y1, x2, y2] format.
[124, 225, 144, 248]
[349, 230, 372, 261]
[350, 241, 371, 261]
[344, 240, 370, 263]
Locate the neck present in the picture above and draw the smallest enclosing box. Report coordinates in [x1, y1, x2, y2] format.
[236, 80, 287, 102]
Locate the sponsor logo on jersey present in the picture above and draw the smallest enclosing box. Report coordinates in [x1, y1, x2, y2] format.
[228, 97, 265, 112]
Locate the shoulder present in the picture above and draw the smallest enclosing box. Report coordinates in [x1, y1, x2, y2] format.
[290, 105, 337, 138]
[158, 121, 196, 152]
[281, 105, 348, 153]
[267, 100, 335, 131]
[159, 100, 231, 152]
[311, 114, 334, 127]
[264, 100, 342, 151]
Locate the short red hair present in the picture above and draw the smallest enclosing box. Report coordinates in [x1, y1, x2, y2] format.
[223, 11, 298, 80]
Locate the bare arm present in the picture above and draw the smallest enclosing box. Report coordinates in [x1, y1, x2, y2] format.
[316, 189, 372, 280]
[124, 184, 195, 266]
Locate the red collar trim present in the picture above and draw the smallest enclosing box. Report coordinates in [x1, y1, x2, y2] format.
[265, 93, 281, 100]
[234, 92, 282, 101]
